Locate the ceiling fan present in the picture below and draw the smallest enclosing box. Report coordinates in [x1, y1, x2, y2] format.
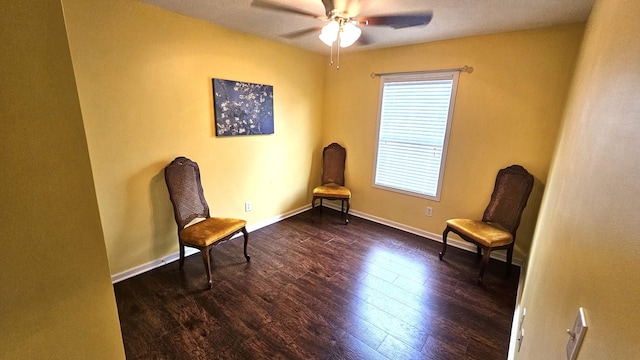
[251, 0, 433, 60]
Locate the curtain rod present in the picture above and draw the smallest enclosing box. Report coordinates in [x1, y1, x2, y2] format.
[370, 65, 474, 79]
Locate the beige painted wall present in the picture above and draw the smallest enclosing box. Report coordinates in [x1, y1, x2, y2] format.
[62, 0, 326, 274]
[0, 1, 124, 359]
[516, 0, 640, 358]
[321, 24, 584, 260]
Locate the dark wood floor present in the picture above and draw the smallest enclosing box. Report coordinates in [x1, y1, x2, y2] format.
[114, 208, 519, 360]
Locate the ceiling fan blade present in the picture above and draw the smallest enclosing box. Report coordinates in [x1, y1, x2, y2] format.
[360, 12, 433, 29]
[355, 32, 373, 46]
[251, 0, 322, 19]
[281, 27, 323, 39]
[321, 0, 335, 17]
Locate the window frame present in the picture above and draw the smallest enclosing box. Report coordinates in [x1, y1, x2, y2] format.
[372, 70, 460, 201]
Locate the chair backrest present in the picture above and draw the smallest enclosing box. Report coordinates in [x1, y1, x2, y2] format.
[482, 165, 534, 236]
[321, 143, 347, 186]
[164, 157, 210, 230]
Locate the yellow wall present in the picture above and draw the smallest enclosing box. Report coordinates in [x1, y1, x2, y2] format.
[0, 1, 124, 359]
[63, 1, 585, 277]
[62, 0, 326, 274]
[322, 24, 584, 260]
[516, 0, 640, 358]
[9, 0, 634, 357]
[63, 0, 585, 276]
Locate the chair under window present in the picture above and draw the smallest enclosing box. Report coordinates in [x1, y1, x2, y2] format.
[164, 156, 250, 289]
[439, 164, 534, 283]
[312, 143, 352, 224]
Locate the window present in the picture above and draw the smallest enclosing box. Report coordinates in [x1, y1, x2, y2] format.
[373, 71, 459, 200]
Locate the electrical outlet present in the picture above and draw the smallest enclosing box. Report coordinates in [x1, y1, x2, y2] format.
[244, 201, 252, 212]
[426, 207, 433, 217]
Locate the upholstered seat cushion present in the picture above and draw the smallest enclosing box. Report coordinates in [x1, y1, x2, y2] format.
[313, 183, 352, 199]
[446, 219, 513, 248]
[180, 217, 247, 247]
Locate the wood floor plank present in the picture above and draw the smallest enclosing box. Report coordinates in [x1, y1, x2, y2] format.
[114, 208, 519, 359]
[378, 333, 426, 360]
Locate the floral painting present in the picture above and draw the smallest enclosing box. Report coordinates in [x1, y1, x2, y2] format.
[213, 78, 274, 136]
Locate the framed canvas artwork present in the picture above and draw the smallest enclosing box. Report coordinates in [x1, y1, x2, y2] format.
[212, 78, 274, 136]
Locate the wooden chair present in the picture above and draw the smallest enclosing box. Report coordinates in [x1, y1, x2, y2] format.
[439, 165, 533, 283]
[312, 143, 352, 224]
[164, 156, 250, 289]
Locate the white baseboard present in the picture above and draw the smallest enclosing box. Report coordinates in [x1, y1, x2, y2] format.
[111, 205, 311, 283]
[323, 202, 524, 266]
[110, 248, 201, 284]
[112, 203, 522, 283]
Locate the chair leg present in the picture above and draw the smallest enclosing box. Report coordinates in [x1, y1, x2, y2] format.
[202, 246, 213, 290]
[478, 247, 492, 284]
[343, 199, 350, 224]
[178, 241, 185, 270]
[311, 197, 318, 223]
[506, 245, 514, 277]
[476, 245, 482, 259]
[439, 227, 450, 260]
[242, 227, 251, 262]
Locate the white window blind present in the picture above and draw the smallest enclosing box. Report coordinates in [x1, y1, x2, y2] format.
[373, 71, 459, 200]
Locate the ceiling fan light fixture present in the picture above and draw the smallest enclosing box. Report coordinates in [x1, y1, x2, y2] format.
[339, 21, 361, 48]
[319, 20, 339, 46]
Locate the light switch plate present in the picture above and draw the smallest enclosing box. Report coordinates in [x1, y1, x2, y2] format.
[566, 307, 588, 360]
[516, 307, 526, 352]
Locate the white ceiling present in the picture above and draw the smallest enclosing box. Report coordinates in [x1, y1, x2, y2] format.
[138, 0, 595, 54]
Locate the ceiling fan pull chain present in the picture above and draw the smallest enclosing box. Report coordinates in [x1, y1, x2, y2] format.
[329, 40, 334, 66]
[336, 32, 341, 70]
